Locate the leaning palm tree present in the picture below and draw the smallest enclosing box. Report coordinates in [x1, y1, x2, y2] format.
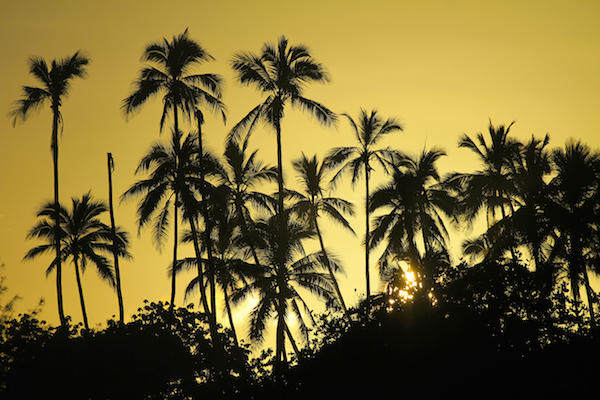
[229, 36, 337, 242]
[325, 109, 404, 314]
[24, 193, 130, 331]
[10, 51, 90, 326]
[369, 149, 457, 302]
[289, 153, 355, 316]
[231, 210, 339, 372]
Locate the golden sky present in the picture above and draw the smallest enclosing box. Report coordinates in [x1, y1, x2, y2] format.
[1, 0, 599, 334]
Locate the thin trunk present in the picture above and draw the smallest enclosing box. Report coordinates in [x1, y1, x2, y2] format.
[107, 153, 124, 324]
[74, 258, 89, 331]
[273, 100, 287, 372]
[224, 287, 239, 347]
[582, 266, 596, 329]
[189, 217, 210, 315]
[364, 158, 371, 316]
[315, 219, 348, 316]
[52, 103, 65, 327]
[284, 322, 301, 359]
[170, 192, 178, 310]
[195, 111, 220, 348]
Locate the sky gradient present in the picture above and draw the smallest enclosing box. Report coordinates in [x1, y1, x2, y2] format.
[1, 0, 599, 335]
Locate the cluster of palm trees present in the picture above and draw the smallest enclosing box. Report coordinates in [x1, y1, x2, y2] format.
[11, 30, 600, 371]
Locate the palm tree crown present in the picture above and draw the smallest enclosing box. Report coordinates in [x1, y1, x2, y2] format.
[122, 29, 226, 132]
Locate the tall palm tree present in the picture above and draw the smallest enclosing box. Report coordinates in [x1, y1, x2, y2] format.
[24, 193, 130, 331]
[289, 153, 355, 316]
[325, 109, 403, 314]
[231, 210, 338, 371]
[369, 148, 456, 302]
[122, 30, 226, 316]
[121, 129, 219, 310]
[229, 36, 337, 249]
[10, 51, 90, 326]
[547, 140, 600, 327]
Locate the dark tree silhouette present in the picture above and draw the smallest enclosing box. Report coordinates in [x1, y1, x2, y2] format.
[122, 30, 226, 310]
[289, 153, 355, 316]
[10, 51, 90, 326]
[24, 193, 130, 331]
[370, 148, 456, 303]
[326, 109, 403, 315]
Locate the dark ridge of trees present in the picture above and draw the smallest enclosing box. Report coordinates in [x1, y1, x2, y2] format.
[8, 31, 600, 398]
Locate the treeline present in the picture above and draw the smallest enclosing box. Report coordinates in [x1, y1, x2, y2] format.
[4, 30, 600, 397]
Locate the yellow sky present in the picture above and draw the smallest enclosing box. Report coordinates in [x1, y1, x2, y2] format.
[1, 0, 599, 334]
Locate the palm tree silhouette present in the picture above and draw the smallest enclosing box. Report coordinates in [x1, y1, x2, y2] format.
[289, 153, 355, 316]
[548, 140, 600, 327]
[122, 29, 225, 136]
[222, 136, 277, 266]
[122, 129, 219, 309]
[231, 210, 338, 369]
[24, 193, 129, 331]
[122, 31, 225, 313]
[451, 121, 521, 228]
[325, 109, 403, 314]
[10, 51, 90, 326]
[369, 149, 456, 302]
[229, 36, 336, 269]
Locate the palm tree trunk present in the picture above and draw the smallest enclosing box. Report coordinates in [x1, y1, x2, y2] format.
[364, 158, 371, 316]
[74, 258, 89, 331]
[224, 288, 239, 347]
[52, 104, 66, 327]
[315, 220, 348, 316]
[170, 191, 178, 310]
[582, 266, 597, 329]
[284, 323, 301, 359]
[189, 217, 210, 315]
[195, 111, 221, 349]
[107, 153, 124, 324]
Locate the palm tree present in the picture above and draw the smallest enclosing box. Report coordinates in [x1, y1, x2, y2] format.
[450, 121, 521, 228]
[547, 140, 600, 327]
[289, 153, 355, 316]
[369, 148, 456, 302]
[24, 193, 130, 331]
[122, 129, 219, 310]
[229, 36, 337, 248]
[325, 109, 404, 314]
[231, 210, 338, 371]
[122, 30, 226, 316]
[10, 51, 90, 326]
[222, 136, 278, 266]
[122, 29, 225, 137]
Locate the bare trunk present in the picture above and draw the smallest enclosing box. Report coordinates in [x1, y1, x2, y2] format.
[315, 220, 348, 316]
[74, 258, 89, 331]
[52, 103, 66, 327]
[364, 158, 371, 316]
[107, 153, 124, 324]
